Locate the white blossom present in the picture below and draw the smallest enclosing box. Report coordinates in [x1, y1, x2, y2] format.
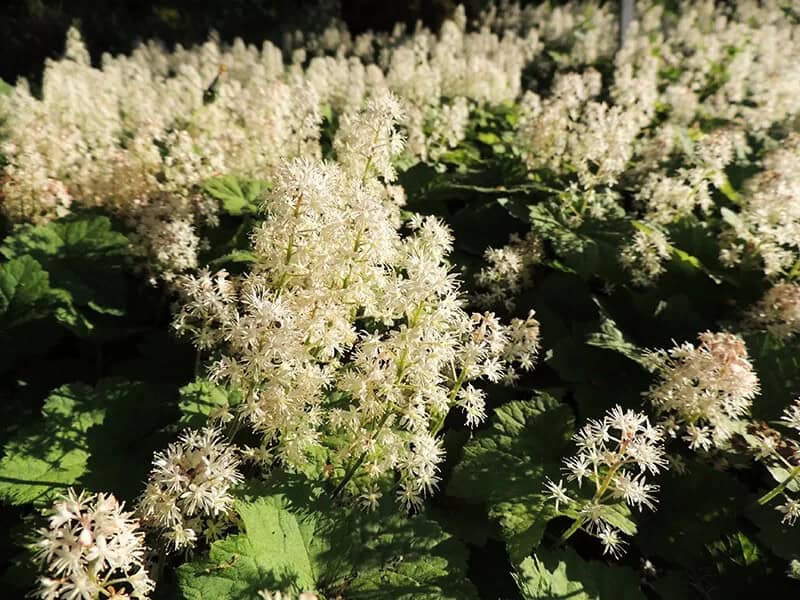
[646, 331, 759, 451]
[138, 427, 243, 551]
[173, 111, 539, 509]
[747, 283, 800, 340]
[545, 406, 668, 557]
[34, 490, 154, 600]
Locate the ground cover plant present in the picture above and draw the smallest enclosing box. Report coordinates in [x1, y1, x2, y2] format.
[1, 1, 800, 598]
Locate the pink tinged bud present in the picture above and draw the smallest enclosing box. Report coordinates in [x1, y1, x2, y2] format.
[78, 528, 93, 547]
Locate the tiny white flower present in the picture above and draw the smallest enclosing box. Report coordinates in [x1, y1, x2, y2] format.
[597, 524, 627, 558]
[778, 497, 800, 526]
[138, 427, 242, 551]
[34, 489, 154, 600]
[544, 478, 571, 512]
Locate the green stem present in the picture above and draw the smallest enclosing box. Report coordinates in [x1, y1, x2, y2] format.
[332, 343, 414, 498]
[225, 414, 244, 440]
[558, 442, 630, 547]
[342, 229, 364, 289]
[224, 382, 251, 440]
[431, 366, 468, 436]
[276, 192, 304, 291]
[332, 411, 392, 498]
[194, 348, 202, 379]
[758, 464, 800, 506]
[559, 516, 587, 544]
[360, 128, 383, 185]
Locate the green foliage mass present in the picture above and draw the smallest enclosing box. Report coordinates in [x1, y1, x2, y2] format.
[178, 478, 477, 600]
[448, 393, 574, 563]
[0, 380, 176, 505]
[515, 548, 646, 600]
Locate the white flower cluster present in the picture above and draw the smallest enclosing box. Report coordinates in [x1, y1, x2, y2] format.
[473, 1, 800, 302]
[619, 225, 671, 287]
[746, 283, 800, 340]
[638, 128, 746, 225]
[771, 400, 800, 526]
[173, 99, 539, 509]
[545, 406, 668, 557]
[645, 331, 760, 451]
[333, 91, 407, 184]
[295, 5, 541, 108]
[3, 1, 800, 285]
[138, 427, 243, 552]
[720, 134, 800, 276]
[640, 1, 800, 273]
[480, 0, 619, 67]
[2, 2, 616, 278]
[258, 592, 317, 600]
[515, 11, 660, 191]
[0, 30, 320, 278]
[34, 489, 154, 600]
[516, 69, 601, 176]
[475, 232, 543, 309]
[659, 1, 800, 132]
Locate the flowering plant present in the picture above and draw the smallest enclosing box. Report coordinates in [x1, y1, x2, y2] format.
[1, 1, 800, 598]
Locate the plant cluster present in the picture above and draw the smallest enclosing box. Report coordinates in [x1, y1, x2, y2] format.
[2, 1, 800, 599]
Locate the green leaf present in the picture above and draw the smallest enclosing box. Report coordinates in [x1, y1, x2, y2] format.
[631, 219, 728, 285]
[0, 256, 56, 328]
[448, 393, 574, 562]
[0, 79, 11, 96]
[706, 531, 762, 567]
[585, 308, 652, 370]
[1, 215, 128, 263]
[0, 380, 175, 505]
[208, 250, 259, 268]
[430, 501, 495, 548]
[765, 465, 800, 493]
[669, 246, 723, 284]
[718, 177, 741, 203]
[178, 480, 477, 600]
[345, 512, 477, 600]
[747, 503, 800, 561]
[515, 548, 646, 600]
[636, 466, 749, 567]
[523, 204, 626, 280]
[204, 176, 269, 216]
[591, 503, 638, 537]
[179, 494, 318, 598]
[1, 215, 130, 318]
[179, 379, 240, 428]
[747, 332, 800, 420]
[477, 132, 502, 146]
[0, 384, 100, 505]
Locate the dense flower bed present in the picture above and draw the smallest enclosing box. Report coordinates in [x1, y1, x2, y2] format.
[1, 1, 800, 598]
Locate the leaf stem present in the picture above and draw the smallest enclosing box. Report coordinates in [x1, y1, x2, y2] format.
[559, 515, 587, 544]
[558, 439, 630, 546]
[758, 464, 800, 506]
[194, 348, 202, 379]
[332, 410, 392, 498]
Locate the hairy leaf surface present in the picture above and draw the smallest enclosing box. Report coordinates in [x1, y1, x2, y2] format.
[0, 380, 174, 505]
[447, 393, 574, 562]
[178, 480, 478, 600]
[515, 548, 645, 600]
